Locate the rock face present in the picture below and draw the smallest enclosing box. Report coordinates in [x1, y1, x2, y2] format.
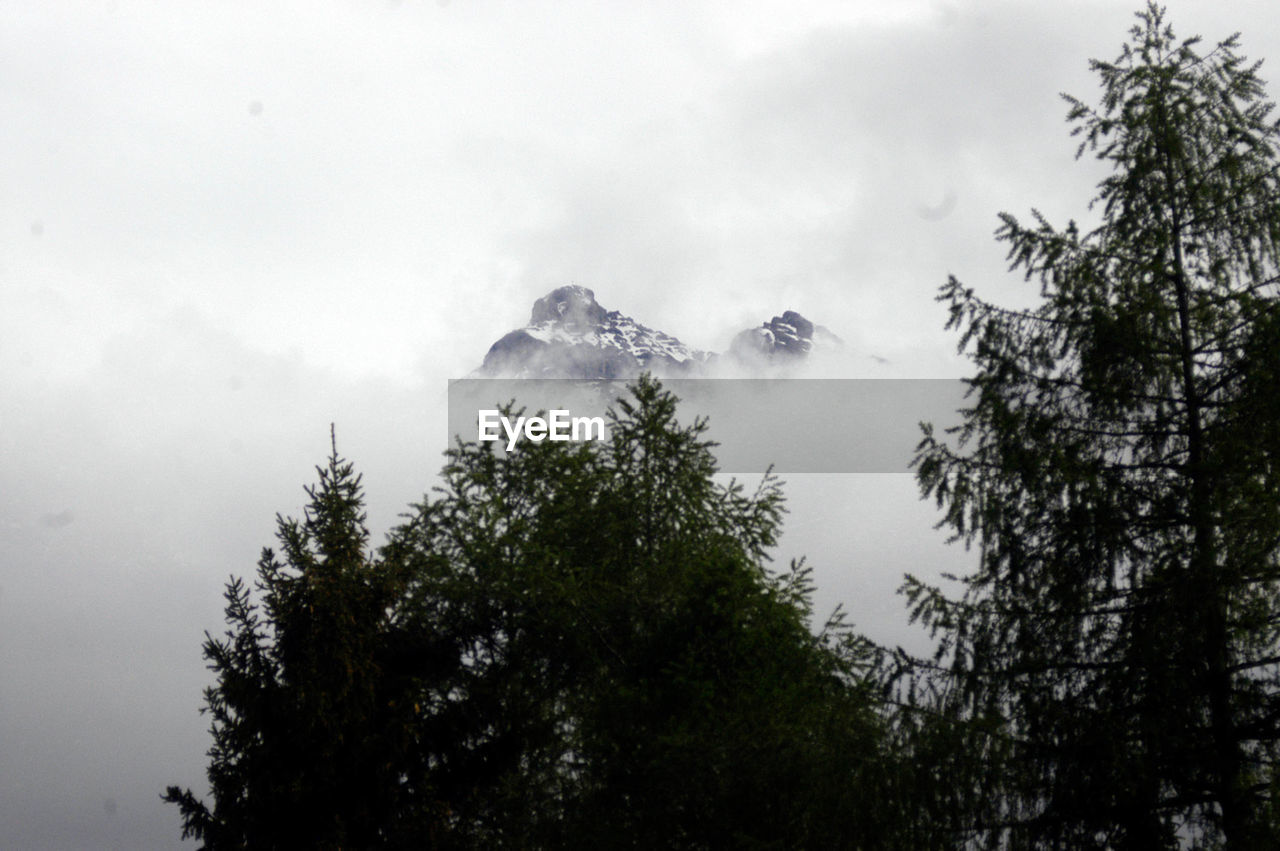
[528, 285, 609, 328]
[479, 285, 712, 379]
[476, 285, 840, 378]
[729, 310, 841, 364]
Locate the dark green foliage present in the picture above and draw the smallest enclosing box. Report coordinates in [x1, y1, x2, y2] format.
[168, 379, 897, 848]
[163, 428, 415, 848]
[383, 375, 895, 848]
[908, 4, 1280, 848]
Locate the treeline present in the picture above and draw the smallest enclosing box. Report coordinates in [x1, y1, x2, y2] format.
[165, 378, 924, 848]
[167, 5, 1280, 848]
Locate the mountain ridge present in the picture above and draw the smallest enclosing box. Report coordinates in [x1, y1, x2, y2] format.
[476, 285, 840, 379]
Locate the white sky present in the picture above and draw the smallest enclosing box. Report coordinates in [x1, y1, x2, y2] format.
[4, 1, 1279, 845]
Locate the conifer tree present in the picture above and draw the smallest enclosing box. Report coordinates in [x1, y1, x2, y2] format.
[163, 430, 414, 849]
[383, 375, 894, 848]
[909, 5, 1280, 847]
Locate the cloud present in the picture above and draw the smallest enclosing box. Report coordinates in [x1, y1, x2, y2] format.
[7, 0, 1280, 843]
[0, 305, 442, 846]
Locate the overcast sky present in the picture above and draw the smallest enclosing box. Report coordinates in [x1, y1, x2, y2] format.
[5, 1, 1280, 846]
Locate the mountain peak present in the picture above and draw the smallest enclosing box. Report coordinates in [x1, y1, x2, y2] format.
[476, 286, 841, 378]
[729, 309, 841, 363]
[479, 286, 710, 378]
[528, 285, 608, 328]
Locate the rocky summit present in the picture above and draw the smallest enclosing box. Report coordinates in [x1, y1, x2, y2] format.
[476, 285, 840, 378]
[729, 310, 843, 366]
[478, 285, 711, 378]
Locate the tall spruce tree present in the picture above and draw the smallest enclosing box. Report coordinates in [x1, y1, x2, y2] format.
[908, 4, 1280, 847]
[163, 431, 416, 848]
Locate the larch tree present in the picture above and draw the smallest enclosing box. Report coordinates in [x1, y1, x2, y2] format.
[908, 4, 1280, 847]
[382, 375, 896, 848]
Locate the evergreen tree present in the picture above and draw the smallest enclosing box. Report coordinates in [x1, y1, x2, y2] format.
[163, 430, 417, 849]
[383, 375, 894, 848]
[908, 5, 1280, 847]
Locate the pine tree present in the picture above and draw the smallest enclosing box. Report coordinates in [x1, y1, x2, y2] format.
[163, 429, 414, 849]
[908, 4, 1280, 847]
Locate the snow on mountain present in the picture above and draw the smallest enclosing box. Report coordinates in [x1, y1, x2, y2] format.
[477, 286, 711, 378]
[728, 310, 843, 367]
[475, 285, 839, 378]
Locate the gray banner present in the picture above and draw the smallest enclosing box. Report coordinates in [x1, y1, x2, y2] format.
[447, 378, 967, 474]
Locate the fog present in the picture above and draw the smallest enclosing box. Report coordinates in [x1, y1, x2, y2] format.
[5, 1, 1279, 845]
